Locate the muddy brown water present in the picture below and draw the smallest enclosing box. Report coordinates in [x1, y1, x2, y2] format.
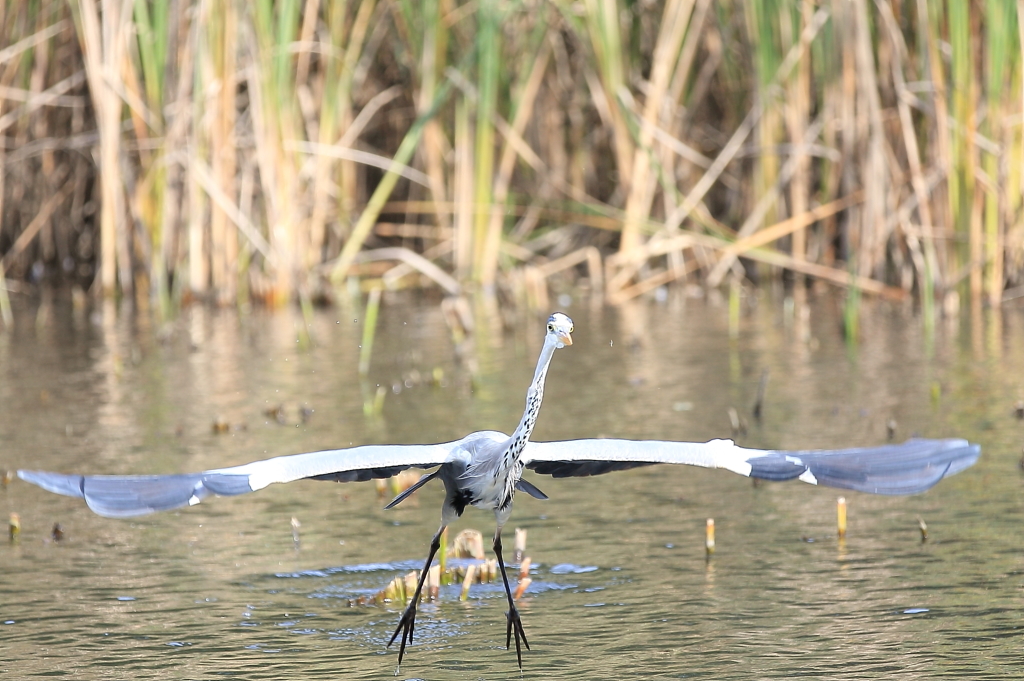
[1, 291, 1022, 680]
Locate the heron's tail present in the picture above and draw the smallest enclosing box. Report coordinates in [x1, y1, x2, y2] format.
[384, 471, 439, 510]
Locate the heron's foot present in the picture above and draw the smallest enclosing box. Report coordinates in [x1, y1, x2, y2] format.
[505, 604, 530, 668]
[387, 602, 418, 668]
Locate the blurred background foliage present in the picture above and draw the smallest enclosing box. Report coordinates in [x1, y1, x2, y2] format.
[0, 0, 1021, 318]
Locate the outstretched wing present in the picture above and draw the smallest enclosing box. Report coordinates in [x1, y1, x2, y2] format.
[18, 442, 460, 518]
[523, 438, 980, 496]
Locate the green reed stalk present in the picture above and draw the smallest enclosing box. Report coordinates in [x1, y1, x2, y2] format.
[947, 0, 974, 275]
[358, 287, 381, 376]
[454, 96, 474, 280]
[746, 0, 782, 240]
[481, 14, 551, 289]
[310, 0, 377, 261]
[417, 0, 451, 235]
[472, 0, 500, 287]
[920, 0, 952, 273]
[309, 0, 342, 257]
[983, 0, 1017, 305]
[330, 77, 453, 284]
[922, 256, 935, 355]
[578, 0, 634, 224]
[843, 263, 861, 347]
[132, 0, 167, 113]
[251, 0, 304, 303]
[728, 276, 740, 339]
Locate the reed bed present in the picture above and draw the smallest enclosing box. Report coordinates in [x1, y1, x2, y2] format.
[1, 0, 1021, 315]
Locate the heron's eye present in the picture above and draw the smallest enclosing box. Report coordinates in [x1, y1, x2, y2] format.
[547, 324, 553, 331]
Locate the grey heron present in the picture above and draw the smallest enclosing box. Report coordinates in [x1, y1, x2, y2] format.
[17, 312, 980, 669]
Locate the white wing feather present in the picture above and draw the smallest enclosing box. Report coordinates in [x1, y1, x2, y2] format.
[523, 438, 754, 476]
[18, 441, 461, 518]
[18, 436, 980, 518]
[216, 442, 459, 490]
[522, 437, 980, 496]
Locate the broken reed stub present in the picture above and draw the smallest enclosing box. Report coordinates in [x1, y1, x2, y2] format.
[382, 573, 407, 604]
[427, 565, 441, 600]
[513, 528, 527, 563]
[917, 517, 928, 541]
[460, 564, 476, 601]
[403, 572, 418, 603]
[452, 528, 485, 559]
[837, 497, 847, 539]
[356, 527, 531, 607]
[514, 577, 532, 601]
[388, 470, 421, 500]
[728, 407, 742, 437]
[705, 518, 715, 555]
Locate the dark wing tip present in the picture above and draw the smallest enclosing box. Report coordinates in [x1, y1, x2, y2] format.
[748, 438, 980, 496]
[309, 465, 424, 483]
[18, 470, 256, 518]
[525, 460, 657, 478]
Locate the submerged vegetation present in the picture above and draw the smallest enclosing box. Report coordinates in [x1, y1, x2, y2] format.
[353, 528, 531, 607]
[0, 0, 1021, 315]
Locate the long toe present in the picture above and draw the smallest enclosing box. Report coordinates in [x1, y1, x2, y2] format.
[506, 607, 530, 668]
[388, 604, 418, 665]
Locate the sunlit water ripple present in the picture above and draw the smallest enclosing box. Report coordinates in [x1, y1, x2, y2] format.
[2, 292, 1022, 679]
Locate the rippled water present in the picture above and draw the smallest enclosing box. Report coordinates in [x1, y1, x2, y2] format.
[1, 291, 1022, 680]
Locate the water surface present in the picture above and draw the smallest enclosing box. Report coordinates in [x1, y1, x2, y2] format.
[1, 291, 1021, 679]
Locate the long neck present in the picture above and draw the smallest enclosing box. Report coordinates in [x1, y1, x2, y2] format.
[509, 337, 558, 451]
[493, 337, 558, 511]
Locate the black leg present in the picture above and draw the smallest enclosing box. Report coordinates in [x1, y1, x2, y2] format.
[494, 531, 530, 669]
[388, 527, 443, 669]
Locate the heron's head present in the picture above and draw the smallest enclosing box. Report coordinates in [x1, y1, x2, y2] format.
[547, 312, 574, 348]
